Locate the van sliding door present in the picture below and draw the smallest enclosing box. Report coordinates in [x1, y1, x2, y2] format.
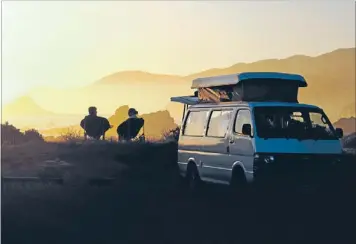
[199, 109, 234, 184]
[228, 109, 255, 181]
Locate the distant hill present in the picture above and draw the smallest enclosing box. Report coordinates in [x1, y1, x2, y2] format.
[2, 96, 54, 118]
[333, 117, 356, 135]
[2, 96, 55, 129]
[94, 71, 184, 86]
[2, 96, 86, 130]
[186, 48, 354, 81]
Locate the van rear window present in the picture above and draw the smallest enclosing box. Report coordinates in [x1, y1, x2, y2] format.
[183, 110, 209, 136]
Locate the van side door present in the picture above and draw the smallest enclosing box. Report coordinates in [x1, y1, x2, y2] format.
[199, 108, 234, 184]
[228, 109, 255, 182]
[178, 109, 210, 175]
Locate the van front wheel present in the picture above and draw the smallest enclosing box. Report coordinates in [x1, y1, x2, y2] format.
[230, 168, 248, 198]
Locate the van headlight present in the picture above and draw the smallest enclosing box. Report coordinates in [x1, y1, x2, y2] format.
[264, 155, 275, 164]
[254, 154, 275, 164]
[253, 154, 276, 175]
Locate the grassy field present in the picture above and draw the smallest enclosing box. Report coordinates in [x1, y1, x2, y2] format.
[2, 140, 356, 243]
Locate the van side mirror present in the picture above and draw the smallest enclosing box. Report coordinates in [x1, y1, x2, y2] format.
[335, 128, 343, 138]
[242, 124, 252, 137]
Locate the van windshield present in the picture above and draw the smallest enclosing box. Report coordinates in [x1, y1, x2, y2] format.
[253, 106, 337, 140]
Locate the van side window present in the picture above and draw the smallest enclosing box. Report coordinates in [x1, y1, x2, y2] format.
[183, 110, 209, 136]
[234, 110, 252, 134]
[207, 110, 233, 138]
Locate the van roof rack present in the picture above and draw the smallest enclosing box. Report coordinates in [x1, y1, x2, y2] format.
[170, 95, 200, 105]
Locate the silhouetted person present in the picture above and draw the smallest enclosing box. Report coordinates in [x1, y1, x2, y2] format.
[117, 108, 144, 141]
[80, 106, 111, 140]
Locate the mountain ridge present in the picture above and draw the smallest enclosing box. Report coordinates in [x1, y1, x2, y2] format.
[91, 47, 355, 85]
[94, 70, 185, 86]
[333, 117, 356, 135]
[4, 47, 355, 127]
[2, 96, 54, 118]
[185, 47, 355, 80]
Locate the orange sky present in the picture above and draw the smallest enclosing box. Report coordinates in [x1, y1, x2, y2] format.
[2, 1, 355, 104]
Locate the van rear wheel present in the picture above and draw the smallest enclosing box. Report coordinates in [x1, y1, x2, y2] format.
[186, 164, 201, 194]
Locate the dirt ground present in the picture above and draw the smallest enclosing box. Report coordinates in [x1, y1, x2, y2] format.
[2, 141, 356, 243]
[2, 178, 355, 243]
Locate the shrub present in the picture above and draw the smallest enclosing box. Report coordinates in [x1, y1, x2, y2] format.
[162, 126, 180, 142]
[1, 122, 24, 145]
[23, 129, 44, 142]
[1, 122, 45, 145]
[58, 128, 83, 143]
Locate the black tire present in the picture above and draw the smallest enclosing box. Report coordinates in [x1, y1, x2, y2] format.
[185, 164, 201, 194]
[230, 168, 248, 200]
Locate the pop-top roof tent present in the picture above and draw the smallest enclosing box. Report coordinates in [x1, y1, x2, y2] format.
[170, 72, 308, 121]
[191, 72, 307, 89]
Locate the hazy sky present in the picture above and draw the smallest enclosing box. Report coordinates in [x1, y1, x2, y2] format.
[1, 1, 355, 104]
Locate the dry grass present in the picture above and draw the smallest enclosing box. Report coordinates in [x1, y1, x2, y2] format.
[58, 127, 84, 142]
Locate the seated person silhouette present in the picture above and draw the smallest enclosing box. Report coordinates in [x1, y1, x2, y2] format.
[80, 106, 111, 140]
[117, 108, 145, 141]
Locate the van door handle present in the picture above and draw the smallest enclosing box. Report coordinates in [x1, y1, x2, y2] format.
[229, 138, 234, 144]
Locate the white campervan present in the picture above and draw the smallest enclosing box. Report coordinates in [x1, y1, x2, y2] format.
[171, 72, 345, 192]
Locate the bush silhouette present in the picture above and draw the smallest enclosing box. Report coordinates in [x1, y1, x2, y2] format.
[23, 129, 44, 142]
[162, 126, 180, 142]
[1, 122, 44, 145]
